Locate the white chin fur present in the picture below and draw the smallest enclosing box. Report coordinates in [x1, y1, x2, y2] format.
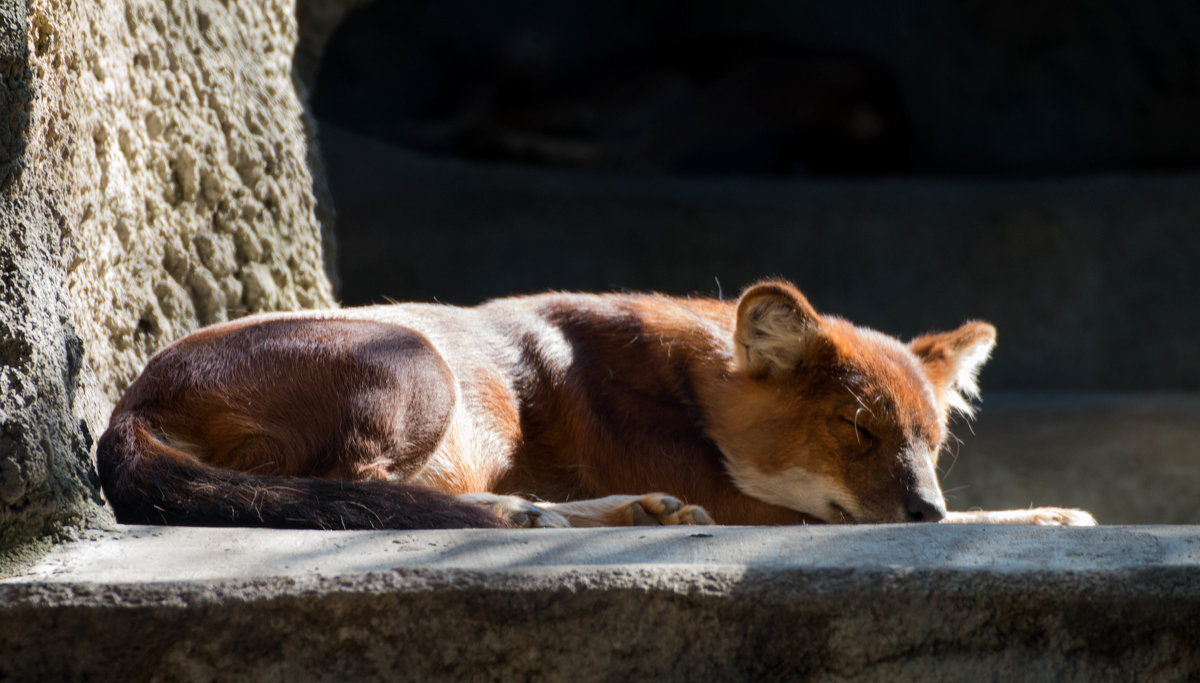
[721, 451, 860, 522]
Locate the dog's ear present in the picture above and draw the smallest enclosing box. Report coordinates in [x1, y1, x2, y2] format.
[734, 281, 824, 375]
[910, 322, 997, 417]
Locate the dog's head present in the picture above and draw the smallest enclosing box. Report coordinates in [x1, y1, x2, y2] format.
[709, 280, 995, 523]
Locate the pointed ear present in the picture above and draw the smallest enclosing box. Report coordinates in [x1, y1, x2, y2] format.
[910, 321, 997, 417]
[734, 281, 823, 375]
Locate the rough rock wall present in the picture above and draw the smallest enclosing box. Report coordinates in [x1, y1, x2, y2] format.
[2, 0, 337, 553]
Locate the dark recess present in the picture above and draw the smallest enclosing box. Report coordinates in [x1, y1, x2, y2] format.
[312, 1, 1200, 390]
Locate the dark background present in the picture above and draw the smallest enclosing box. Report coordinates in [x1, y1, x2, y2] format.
[311, 0, 1200, 391]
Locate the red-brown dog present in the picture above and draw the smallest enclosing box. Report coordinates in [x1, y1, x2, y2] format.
[97, 281, 1095, 529]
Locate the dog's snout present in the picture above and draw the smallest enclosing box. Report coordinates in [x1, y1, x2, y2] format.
[905, 495, 946, 523]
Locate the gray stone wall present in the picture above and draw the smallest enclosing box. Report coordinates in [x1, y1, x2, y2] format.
[1, 0, 337, 553]
[314, 0, 1200, 391]
[324, 128, 1200, 391]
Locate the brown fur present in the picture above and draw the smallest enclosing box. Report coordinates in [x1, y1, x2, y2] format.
[96, 281, 1096, 529]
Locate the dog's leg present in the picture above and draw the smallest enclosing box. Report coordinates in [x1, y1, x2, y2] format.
[457, 492, 571, 528]
[942, 508, 1097, 526]
[539, 493, 714, 527]
[459, 492, 713, 528]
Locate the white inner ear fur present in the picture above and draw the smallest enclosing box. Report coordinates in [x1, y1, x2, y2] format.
[943, 335, 996, 418]
[736, 296, 818, 373]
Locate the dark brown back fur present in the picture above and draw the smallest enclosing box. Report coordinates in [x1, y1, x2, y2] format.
[97, 318, 508, 529]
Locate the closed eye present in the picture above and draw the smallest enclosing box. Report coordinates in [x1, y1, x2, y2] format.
[839, 416, 877, 447]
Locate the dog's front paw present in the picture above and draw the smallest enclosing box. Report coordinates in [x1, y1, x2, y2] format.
[626, 493, 714, 526]
[1030, 507, 1097, 526]
[458, 493, 570, 528]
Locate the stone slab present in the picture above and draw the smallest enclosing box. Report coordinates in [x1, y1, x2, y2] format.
[3, 525, 1200, 681]
[9, 524, 1200, 582]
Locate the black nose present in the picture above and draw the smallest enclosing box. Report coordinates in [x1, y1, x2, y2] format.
[906, 495, 946, 523]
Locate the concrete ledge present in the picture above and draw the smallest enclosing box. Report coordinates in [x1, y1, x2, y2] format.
[4, 525, 1199, 681]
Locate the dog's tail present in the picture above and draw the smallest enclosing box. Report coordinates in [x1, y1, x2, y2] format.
[96, 412, 509, 530]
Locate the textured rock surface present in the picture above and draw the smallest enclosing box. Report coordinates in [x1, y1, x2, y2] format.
[1, 0, 336, 553]
[3, 525, 1199, 681]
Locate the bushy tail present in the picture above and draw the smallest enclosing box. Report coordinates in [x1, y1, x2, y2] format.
[96, 413, 509, 530]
